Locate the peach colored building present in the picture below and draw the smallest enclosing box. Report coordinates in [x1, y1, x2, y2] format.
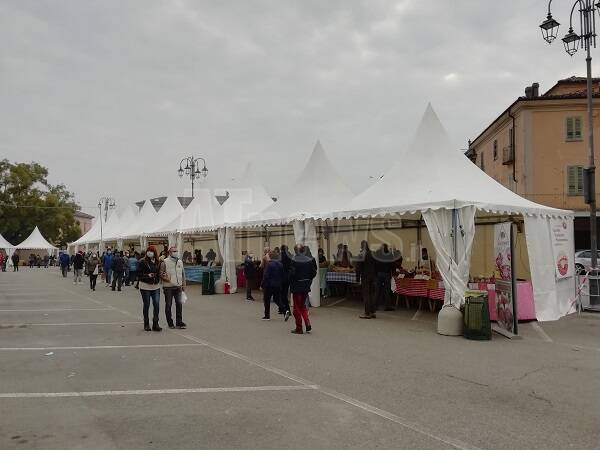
[74, 210, 94, 236]
[468, 76, 600, 248]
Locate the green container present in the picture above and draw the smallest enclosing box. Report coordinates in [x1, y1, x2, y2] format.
[463, 291, 491, 341]
[202, 271, 215, 295]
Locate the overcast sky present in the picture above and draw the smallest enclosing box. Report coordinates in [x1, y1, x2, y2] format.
[0, 0, 591, 216]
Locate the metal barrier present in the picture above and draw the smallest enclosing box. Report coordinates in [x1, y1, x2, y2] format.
[575, 268, 600, 313]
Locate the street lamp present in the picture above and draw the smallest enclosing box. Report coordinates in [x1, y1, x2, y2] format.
[97, 196, 116, 254]
[540, 0, 600, 306]
[178, 156, 208, 198]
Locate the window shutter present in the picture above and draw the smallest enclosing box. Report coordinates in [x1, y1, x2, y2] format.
[568, 166, 584, 195]
[575, 117, 582, 139]
[566, 117, 574, 140]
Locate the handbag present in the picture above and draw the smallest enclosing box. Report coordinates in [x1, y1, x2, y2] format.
[93, 265, 99, 276]
[181, 291, 188, 304]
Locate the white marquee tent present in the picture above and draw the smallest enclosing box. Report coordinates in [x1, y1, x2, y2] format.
[15, 226, 57, 252]
[315, 104, 574, 321]
[0, 233, 15, 267]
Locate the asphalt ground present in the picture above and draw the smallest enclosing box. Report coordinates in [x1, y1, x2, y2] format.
[0, 268, 599, 449]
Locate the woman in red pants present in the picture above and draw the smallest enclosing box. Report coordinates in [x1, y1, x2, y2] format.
[289, 245, 317, 334]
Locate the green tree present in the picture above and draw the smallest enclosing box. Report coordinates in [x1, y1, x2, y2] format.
[0, 159, 81, 247]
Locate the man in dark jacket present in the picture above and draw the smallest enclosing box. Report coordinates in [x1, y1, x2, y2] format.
[289, 245, 317, 334]
[72, 251, 85, 284]
[110, 251, 126, 291]
[373, 244, 395, 311]
[244, 254, 256, 301]
[356, 240, 377, 319]
[102, 249, 114, 286]
[279, 245, 292, 320]
[261, 251, 284, 320]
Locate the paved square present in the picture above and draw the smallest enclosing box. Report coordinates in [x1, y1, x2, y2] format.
[1, 269, 599, 449]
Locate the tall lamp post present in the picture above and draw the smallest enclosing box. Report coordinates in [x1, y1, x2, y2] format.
[540, 0, 600, 277]
[97, 197, 116, 253]
[178, 156, 208, 198]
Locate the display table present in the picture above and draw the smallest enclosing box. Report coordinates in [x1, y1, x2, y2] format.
[392, 277, 443, 311]
[326, 271, 357, 284]
[467, 281, 536, 321]
[184, 265, 222, 283]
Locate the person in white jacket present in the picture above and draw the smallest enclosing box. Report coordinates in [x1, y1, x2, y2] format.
[160, 246, 187, 329]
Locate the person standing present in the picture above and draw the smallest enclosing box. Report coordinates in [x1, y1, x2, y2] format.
[205, 248, 216, 264]
[289, 245, 317, 334]
[127, 252, 138, 286]
[244, 253, 257, 301]
[43, 254, 49, 268]
[374, 244, 395, 312]
[87, 252, 101, 291]
[102, 249, 114, 286]
[137, 245, 162, 332]
[59, 252, 69, 277]
[123, 251, 130, 286]
[280, 245, 292, 320]
[111, 251, 126, 291]
[72, 251, 84, 284]
[11, 253, 19, 271]
[160, 246, 187, 329]
[356, 240, 377, 319]
[0, 252, 5, 273]
[261, 250, 284, 321]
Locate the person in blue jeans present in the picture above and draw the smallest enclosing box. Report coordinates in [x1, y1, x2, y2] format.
[137, 246, 162, 332]
[102, 249, 114, 286]
[127, 253, 138, 286]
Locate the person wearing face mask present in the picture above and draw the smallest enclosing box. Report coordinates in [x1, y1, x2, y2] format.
[137, 245, 162, 332]
[160, 246, 187, 329]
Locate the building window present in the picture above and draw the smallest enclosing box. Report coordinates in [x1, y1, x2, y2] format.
[480, 151, 485, 171]
[493, 140, 498, 160]
[567, 165, 584, 196]
[566, 116, 583, 141]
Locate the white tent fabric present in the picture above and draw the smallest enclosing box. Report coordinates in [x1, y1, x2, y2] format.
[423, 206, 476, 307]
[321, 104, 570, 219]
[0, 233, 14, 249]
[292, 219, 320, 307]
[144, 196, 184, 237]
[159, 189, 223, 235]
[100, 211, 121, 245]
[524, 216, 576, 320]
[15, 226, 57, 250]
[218, 163, 274, 226]
[217, 228, 238, 293]
[233, 141, 354, 227]
[119, 199, 158, 240]
[105, 206, 137, 242]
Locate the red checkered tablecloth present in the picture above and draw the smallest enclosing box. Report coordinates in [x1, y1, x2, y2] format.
[393, 278, 445, 300]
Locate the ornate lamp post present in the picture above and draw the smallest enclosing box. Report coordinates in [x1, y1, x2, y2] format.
[540, 1, 600, 277]
[178, 156, 208, 198]
[97, 196, 116, 253]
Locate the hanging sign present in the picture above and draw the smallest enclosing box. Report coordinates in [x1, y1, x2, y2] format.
[550, 218, 573, 279]
[494, 222, 517, 334]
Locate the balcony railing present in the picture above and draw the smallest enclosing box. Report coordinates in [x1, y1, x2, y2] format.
[502, 146, 514, 165]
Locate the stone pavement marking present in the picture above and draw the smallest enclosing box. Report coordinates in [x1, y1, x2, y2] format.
[56, 286, 484, 450]
[0, 385, 320, 399]
[530, 321, 553, 342]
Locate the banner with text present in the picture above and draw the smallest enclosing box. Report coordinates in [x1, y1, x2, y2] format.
[550, 218, 573, 279]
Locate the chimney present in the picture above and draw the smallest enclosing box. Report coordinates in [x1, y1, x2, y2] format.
[532, 82, 539, 97]
[525, 86, 533, 99]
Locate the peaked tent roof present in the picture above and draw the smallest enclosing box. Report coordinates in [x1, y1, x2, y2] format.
[159, 189, 223, 235]
[15, 226, 57, 250]
[105, 205, 138, 241]
[144, 195, 184, 236]
[219, 163, 274, 225]
[236, 141, 354, 227]
[0, 233, 14, 249]
[118, 199, 158, 240]
[69, 211, 111, 246]
[320, 104, 571, 219]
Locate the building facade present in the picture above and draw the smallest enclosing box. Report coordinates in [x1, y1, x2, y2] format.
[468, 76, 600, 249]
[74, 211, 94, 236]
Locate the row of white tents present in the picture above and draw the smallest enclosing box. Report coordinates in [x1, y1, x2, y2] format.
[66, 105, 574, 321]
[0, 226, 58, 265]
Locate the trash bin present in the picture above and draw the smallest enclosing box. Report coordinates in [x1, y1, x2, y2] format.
[463, 290, 491, 340]
[202, 270, 215, 295]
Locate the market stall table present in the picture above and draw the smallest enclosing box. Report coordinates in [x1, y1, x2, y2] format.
[183, 265, 222, 283]
[326, 270, 359, 298]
